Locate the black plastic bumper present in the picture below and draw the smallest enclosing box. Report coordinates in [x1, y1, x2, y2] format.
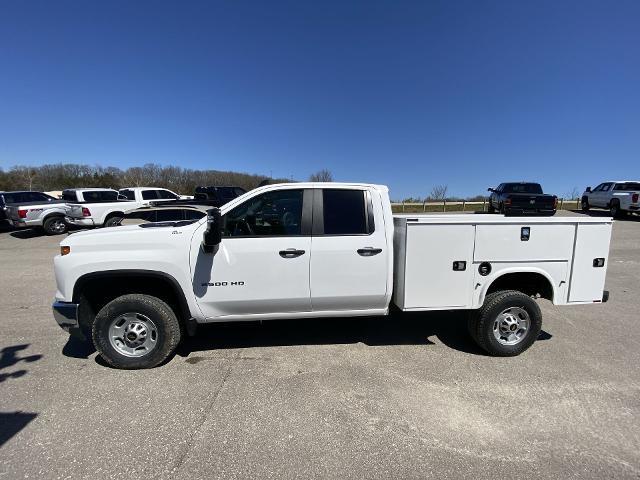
[52, 301, 80, 333]
[602, 290, 609, 303]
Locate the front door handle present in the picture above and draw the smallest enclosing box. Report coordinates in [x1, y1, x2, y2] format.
[357, 247, 382, 257]
[279, 249, 306, 258]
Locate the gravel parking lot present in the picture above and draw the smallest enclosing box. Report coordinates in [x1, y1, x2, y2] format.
[1, 211, 639, 479]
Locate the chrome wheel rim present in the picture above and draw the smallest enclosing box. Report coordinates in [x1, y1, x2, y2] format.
[50, 219, 66, 233]
[108, 312, 158, 357]
[493, 307, 530, 346]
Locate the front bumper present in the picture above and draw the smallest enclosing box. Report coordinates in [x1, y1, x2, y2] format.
[52, 301, 80, 334]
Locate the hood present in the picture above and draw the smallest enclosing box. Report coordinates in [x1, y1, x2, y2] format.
[62, 220, 202, 245]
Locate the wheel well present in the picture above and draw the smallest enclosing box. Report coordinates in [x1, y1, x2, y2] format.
[43, 212, 64, 221]
[105, 211, 125, 219]
[485, 272, 553, 302]
[73, 271, 191, 332]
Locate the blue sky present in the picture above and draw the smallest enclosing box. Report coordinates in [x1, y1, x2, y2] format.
[1, 0, 638, 199]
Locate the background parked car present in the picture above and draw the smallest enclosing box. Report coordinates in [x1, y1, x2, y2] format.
[487, 182, 557, 216]
[64, 188, 135, 228]
[5, 193, 68, 234]
[0, 191, 58, 225]
[581, 181, 640, 218]
[119, 187, 193, 205]
[194, 186, 247, 206]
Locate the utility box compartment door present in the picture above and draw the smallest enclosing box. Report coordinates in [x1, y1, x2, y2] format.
[568, 223, 612, 302]
[474, 224, 575, 262]
[402, 224, 475, 309]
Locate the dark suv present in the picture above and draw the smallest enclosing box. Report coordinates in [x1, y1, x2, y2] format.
[194, 186, 247, 207]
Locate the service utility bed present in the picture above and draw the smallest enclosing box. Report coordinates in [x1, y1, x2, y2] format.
[392, 214, 612, 311]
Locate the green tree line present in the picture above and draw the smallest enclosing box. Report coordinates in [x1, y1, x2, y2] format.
[0, 163, 291, 194]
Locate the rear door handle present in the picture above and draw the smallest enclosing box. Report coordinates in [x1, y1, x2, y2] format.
[357, 247, 382, 257]
[279, 249, 306, 258]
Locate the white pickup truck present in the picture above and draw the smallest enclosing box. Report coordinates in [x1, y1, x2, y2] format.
[581, 181, 640, 217]
[65, 187, 187, 228]
[52, 183, 612, 369]
[8, 189, 122, 235]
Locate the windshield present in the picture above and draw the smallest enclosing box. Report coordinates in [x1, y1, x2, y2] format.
[503, 183, 543, 194]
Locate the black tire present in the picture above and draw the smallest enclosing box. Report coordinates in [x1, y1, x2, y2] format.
[499, 203, 505, 215]
[468, 290, 542, 356]
[43, 215, 68, 235]
[487, 202, 496, 213]
[92, 294, 181, 369]
[103, 215, 123, 228]
[581, 197, 590, 212]
[609, 201, 625, 219]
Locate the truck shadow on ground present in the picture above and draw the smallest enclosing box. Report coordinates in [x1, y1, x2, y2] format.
[176, 311, 553, 358]
[9, 229, 45, 239]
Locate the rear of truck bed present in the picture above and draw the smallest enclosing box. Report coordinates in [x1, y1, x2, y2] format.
[393, 214, 612, 311]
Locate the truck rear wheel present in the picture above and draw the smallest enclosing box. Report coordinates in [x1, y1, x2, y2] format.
[104, 216, 123, 227]
[609, 201, 625, 219]
[581, 197, 590, 212]
[468, 290, 542, 356]
[43, 216, 68, 235]
[92, 294, 181, 369]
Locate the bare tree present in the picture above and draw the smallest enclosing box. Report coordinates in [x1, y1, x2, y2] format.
[11, 165, 39, 190]
[428, 184, 448, 201]
[565, 187, 580, 200]
[309, 169, 334, 182]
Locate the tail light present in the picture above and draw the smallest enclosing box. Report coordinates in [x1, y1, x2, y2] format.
[504, 198, 512, 206]
[633, 193, 639, 203]
[18, 209, 27, 218]
[82, 207, 91, 217]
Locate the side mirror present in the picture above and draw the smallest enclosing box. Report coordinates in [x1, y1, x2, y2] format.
[202, 208, 222, 252]
[585, 186, 592, 193]
[487, 188, 494, 192]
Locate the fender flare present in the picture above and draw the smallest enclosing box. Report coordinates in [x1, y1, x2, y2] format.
[72, 269, 193, 321]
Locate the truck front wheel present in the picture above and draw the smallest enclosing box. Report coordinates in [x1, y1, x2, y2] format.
[92, 294, 181, 369]
[468, 290, 542, 356]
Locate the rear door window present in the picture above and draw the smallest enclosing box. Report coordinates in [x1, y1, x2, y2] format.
[142, 190, 159, 200]
[614, 182, 640, 191]
[82, 190, 119, 202]
[322, 189, 368, 235]
[157, 190, 179, 200]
